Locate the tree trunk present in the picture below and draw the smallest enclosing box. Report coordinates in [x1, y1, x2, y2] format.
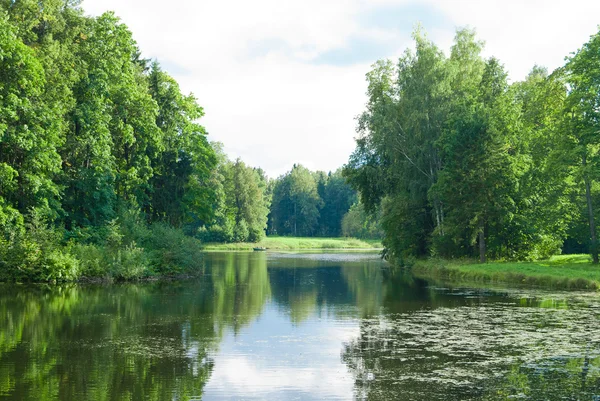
[582, 153, 598, 264]
[478, 224, 486, 263]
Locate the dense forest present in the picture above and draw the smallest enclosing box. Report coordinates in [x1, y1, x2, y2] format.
[344, 27, 600, 264]
[0, 1, 376, 282]
[268, 165, 377, 238]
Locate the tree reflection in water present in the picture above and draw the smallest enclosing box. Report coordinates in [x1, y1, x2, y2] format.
[0, 252, 271, 401]
[1, 252, 598, 401]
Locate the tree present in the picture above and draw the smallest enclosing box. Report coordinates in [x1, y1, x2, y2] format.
[345, 27, 568, 262]
[344, 28, 455, 261]
[562, 29, 600, 263]
[0, 12, 63, 223]
[231, 159, 270, 242]
[271, 165, 322, 236]
[435, 58, 523, 262]
[316, 169, 357, 236]
[199, 146, 270, 242]
[510, 67, 573, 260]
[147, 62, 216, 228]
[341, 203, 383, 239]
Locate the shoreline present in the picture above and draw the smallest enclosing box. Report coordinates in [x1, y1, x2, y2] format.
[202, 237, 383, 251]
[409, 255, 600, 290]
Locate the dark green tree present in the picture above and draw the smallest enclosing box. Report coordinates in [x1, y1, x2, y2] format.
[271, 165, 322, 236]
[561, 29, 600, 263]
[147, 62, 216, 228]
[316, 169, 357, 236]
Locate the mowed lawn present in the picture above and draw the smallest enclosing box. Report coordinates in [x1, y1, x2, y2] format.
[203, 236, 383, 251]
[412, 254, 600, 290]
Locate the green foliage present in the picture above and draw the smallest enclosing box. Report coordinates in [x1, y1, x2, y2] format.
[0, 12, 63, 221]
[341, 203, 383, 239]
[72, 210, 206, 280]
[316, 169, 357, 236]
[270, 164, 323, 236]
[144, 223, 205, 276]
[0, 3, 226, 282]
[147, 62, 216, 227]
[344, 26, 600, 263]
[560, 29, 600, 263]
[200, 146, 270, 243]
[0, 213, 79, 282]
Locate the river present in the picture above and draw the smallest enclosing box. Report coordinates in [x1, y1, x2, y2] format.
[0, 251, 598, 400]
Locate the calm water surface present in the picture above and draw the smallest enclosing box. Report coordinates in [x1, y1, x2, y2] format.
[1, 251, 599, 400]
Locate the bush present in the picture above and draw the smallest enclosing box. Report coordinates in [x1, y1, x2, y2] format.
[145, 223, 204, 275]
[527, 235, 563, 261]
[233, 219, 249, 242]
[1, 207, 207, 282]
[109, 242, 149, 280]
[72, 244, 106, 278]
[197, 219, 235, 243]
[0, 213, 79, 282]
[341, 203, 383, 239]
[71, 214, 152, 280]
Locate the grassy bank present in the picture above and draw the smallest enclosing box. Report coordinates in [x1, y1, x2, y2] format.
[203, 236, 383, 251]
[411, 255, 600, 290]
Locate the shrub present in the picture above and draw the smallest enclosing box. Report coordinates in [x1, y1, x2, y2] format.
[233, 219, 250, 242]
[72, 244, 107, 278]
[109, 242, 149, 280]
[0, 213, 79, 282]
[145, 223, 204, 275]
[197, 219, 235, 243]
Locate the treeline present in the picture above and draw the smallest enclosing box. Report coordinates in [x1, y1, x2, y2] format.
[268, 164, 382, 239]
[344, 27, 600, 264]
[199, 144, 271, 243]
[0, 1, 274, 281]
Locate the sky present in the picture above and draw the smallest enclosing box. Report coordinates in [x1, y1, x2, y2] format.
[82, 0, 600, 178]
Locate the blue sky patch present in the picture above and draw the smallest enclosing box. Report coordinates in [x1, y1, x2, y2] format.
[244, 2, 453, 67]
[360, 2, 452, 32]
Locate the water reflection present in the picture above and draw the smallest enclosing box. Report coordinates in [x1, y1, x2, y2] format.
[0, 284, 217, 400]
[0, 251, 598, 400]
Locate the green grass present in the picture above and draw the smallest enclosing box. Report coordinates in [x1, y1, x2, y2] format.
[202, 236, 383, 251]
[411, 254, 600, 290]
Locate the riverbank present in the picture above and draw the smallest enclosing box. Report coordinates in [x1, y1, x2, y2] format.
[202, 236, 382, 251]
[411, 255, 600, 290]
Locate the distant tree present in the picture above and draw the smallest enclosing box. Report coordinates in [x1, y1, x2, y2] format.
[271, 165, 322, 236]
[231, 159, 270, 242]
[199, 146, 270, 242]
[341, 203, 383, 239]
[316, 170, 357, 236]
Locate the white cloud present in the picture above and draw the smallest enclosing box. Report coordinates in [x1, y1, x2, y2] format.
[202, 324, 360, 399]
[81, 0, 600, 177]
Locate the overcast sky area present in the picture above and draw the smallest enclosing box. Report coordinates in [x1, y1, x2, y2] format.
[82, 0, 600, 178]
